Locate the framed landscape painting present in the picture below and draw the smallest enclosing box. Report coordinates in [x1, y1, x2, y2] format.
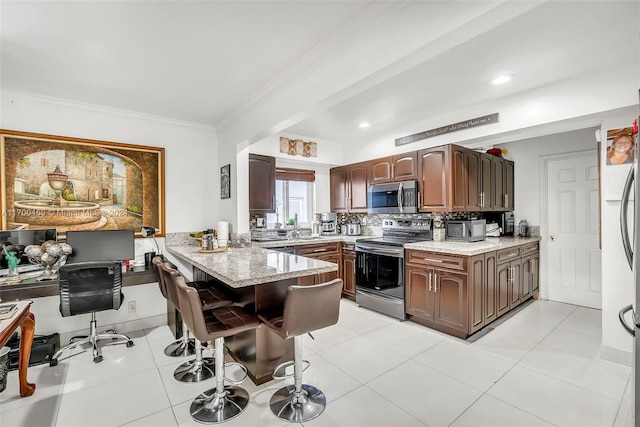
[0, 130, 165, 237]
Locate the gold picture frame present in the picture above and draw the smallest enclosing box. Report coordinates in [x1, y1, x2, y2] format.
[0, 130, 165, 237]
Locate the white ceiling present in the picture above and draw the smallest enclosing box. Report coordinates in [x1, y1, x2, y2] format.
[1, 1, 638, 147]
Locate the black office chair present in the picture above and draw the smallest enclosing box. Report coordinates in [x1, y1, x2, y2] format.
[49, 261, 134, 366]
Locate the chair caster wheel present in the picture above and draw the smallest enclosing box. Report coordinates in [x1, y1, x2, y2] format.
[50, 359, 58, 367]
[93, 355, 103, 363]
[126, 341, 134, 348]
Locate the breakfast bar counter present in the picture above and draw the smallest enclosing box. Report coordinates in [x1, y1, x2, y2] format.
[165, 244, 339, 385]
[165, 244, 338, 287]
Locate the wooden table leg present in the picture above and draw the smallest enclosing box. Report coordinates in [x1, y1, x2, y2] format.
[18, 312, 36, 397]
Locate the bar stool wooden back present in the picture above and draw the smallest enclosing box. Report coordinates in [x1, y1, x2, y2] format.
[258, 279, 343, 422]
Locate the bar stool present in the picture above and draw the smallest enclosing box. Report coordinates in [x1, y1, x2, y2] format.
[159, 262, 233, 383]
[152, 256, 195, 357]
[153, 257, 233, 357]
[169, 268, 261, 424]
[258, 279, 343, 422]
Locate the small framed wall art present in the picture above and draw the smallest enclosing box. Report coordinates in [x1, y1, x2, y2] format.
[220, 164, 231, 199]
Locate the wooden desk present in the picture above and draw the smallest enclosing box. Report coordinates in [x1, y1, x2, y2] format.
[0, 300, 35, 397]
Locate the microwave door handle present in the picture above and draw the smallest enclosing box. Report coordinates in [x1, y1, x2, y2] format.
[620, 164, 634, 269]
[398, 182, 404, 213]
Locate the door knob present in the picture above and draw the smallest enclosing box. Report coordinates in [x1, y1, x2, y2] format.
[549, 235, 556, 241]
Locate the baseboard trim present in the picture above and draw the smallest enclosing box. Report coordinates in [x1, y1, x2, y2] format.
[600, 344, 633, 367]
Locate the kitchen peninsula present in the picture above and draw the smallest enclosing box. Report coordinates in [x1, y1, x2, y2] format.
[165, 243, 338, 384]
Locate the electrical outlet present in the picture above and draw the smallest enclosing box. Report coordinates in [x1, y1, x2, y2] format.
[128, 301, 136, 313]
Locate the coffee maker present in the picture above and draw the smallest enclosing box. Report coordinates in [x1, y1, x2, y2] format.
[320, 212, 337, 235]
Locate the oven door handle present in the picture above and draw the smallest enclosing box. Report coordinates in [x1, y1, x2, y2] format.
[356, 245, 404, 257]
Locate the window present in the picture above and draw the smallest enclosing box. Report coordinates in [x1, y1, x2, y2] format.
[266, 168, 315, 227]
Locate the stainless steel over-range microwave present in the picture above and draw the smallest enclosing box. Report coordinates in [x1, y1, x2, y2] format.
[368, 180, 418, 214]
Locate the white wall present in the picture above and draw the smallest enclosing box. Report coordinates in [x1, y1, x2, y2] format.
[600, 108, 639, 365]
[234, 133, 344, 232]
[0, 91, 218, 335]
[498, 107, 639, 365]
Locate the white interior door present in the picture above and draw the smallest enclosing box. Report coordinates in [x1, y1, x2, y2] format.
[546, 151, 602, 308]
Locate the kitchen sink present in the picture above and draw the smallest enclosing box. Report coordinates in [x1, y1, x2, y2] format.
[251, 236, 289, 242]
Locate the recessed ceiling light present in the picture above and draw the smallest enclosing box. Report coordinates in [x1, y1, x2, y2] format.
[491, 74, 515, 85]
[359, 122, 371, 128]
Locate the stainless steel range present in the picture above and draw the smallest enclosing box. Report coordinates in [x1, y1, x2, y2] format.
[355, 218, 432, 320]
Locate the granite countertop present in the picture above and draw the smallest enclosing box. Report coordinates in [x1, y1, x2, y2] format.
[404, 236, 541, 256]
[166, 245, 339, 288]
[253, 234, 361, 248]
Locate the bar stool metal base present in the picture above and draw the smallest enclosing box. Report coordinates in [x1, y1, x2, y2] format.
[164, 338, 196, 357]
[269, 384, 326, 422]
[190, 386, 250, 423]
[174, 357, 215, 382]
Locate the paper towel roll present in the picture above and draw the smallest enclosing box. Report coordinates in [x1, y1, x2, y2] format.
[217, 221, 229, 246]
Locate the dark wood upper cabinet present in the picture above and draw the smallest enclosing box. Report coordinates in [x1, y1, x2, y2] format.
[451, 146, 466, 211]
[370, 157, 393, 185]
[334, 144, 513, 214]
[489, 156, 514, 211]
[417, 145, 449, 212]
[348, 161, 369, 212]
[330, 161, 368, 213]
[370, 152, 418, 185]
[249, 153, 275, 213]
[491, 156, 505, 210]
[504, 159, 515, 211]
[330, 166, 348, 212]
[417, 145, 465, 212]
[465, 150, 495, 211]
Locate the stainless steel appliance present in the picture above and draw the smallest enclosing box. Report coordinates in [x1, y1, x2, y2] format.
[618, 117, 640, 426]
[445, 219, 486, 242]
[346, 222, 361, 236]
[368, 180, 419, 214]
[501, 211, 515, 236]
[320, 212, 337, 235]
[355, 218, 432, 320]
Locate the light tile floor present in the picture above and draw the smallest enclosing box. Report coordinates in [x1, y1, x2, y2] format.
[0, 299, 634, 427]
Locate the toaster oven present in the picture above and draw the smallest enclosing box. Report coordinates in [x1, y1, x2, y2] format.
[445, 219, 486, 242]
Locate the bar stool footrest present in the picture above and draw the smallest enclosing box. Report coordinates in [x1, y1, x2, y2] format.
[223, 361, 249, 385]
[272, 360, 310, 380]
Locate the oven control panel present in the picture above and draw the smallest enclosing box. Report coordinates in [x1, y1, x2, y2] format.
[382, 218, 432, 231]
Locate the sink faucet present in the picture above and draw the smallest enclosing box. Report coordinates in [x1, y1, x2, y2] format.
[287, 214, 301, 240]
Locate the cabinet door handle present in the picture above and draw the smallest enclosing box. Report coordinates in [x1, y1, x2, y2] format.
[507, 266, 512, 283]
[313, 248, 327, 253]
[479, 192, 483, 208]
[423, 258, 443, 263]
[428, 272, 432, 291]
[434, 273, 438, 292]
[506, 194, 509, 207]
[391, 164, 395, 179]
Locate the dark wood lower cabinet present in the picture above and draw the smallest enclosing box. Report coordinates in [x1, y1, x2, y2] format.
[406, 260, 468, 339]
[294, 242, 341, 285]
[341, 246, 356, 300]
[406, 242, 539, 339]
